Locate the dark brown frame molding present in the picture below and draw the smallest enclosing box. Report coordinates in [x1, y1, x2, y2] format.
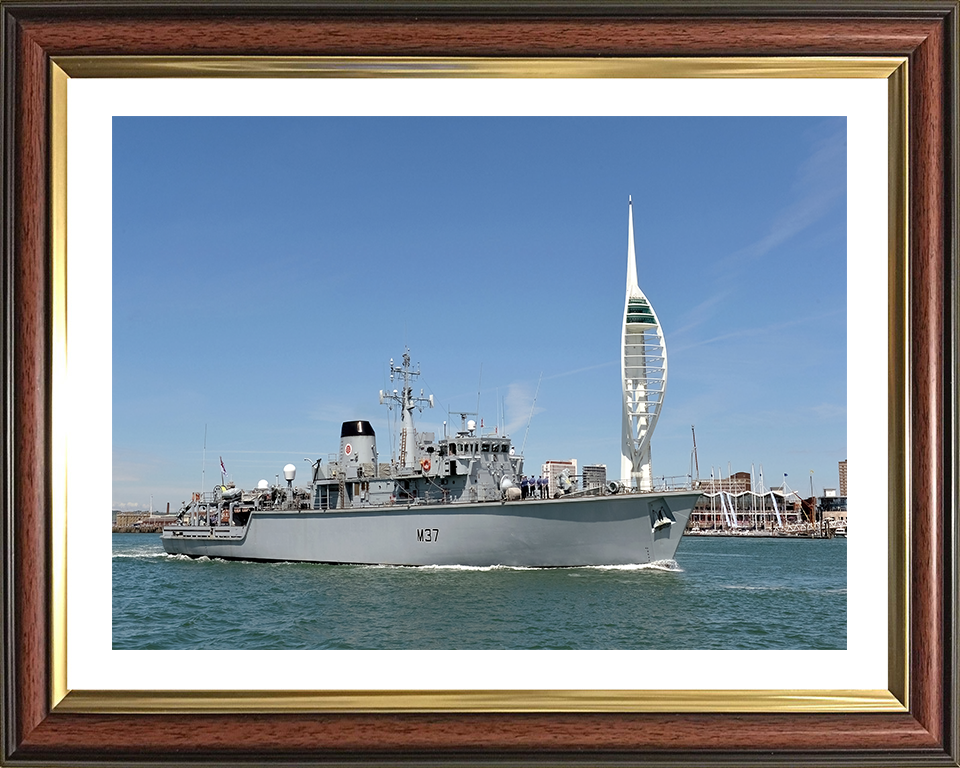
[2, 2, 958, 765]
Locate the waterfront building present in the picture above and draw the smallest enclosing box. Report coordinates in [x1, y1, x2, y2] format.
[689, 470, 806, 531]
[620, 196, 667, 490]
[582, 464, 607, 490]
[839, 459, 848, 496]
[115, 511, 148, 528]
[542, 459, 578, 498]
[113, 510, 179, 532]
[819, 493, 847, 523]
[690, 488, 803, 531]
[698, 471, 751, 494]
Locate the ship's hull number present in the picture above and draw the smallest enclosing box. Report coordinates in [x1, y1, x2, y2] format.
[417, 528, 439, 542]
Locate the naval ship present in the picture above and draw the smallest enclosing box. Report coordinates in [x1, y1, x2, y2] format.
[160, 351, 701, 566]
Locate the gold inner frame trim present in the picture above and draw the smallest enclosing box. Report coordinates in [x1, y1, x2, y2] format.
[56, 688, 905, 714]
[886, 62, 910, 710]
[53, 55, 905, 79]
[50, 62, 69, 709]
[49, 55, 910, 715]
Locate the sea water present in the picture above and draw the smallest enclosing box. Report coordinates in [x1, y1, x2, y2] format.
[112, 533, 846, 650]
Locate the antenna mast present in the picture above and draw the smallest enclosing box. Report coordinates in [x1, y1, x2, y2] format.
[520, 372, 543, 455]
[476, 363, 483, 433]
[379, 349, 433, 469]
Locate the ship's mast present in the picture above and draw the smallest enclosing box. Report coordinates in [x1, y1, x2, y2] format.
[380, 349, 433, 469]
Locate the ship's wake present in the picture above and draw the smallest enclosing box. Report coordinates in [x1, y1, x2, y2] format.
[584, 559, 682, 572]
[359, 560, 683, 573]
[113, 550, 177, 560]
[116, 554, 683, 571]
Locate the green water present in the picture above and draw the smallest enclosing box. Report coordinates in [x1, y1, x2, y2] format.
[113, 534, 846, 650]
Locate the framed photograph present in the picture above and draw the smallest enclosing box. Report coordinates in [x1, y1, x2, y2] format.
[85, 81, 872, 690]
[2, 2, 957, 765]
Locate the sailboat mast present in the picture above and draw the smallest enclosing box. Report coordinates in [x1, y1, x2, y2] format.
[691, 425, 700, 484]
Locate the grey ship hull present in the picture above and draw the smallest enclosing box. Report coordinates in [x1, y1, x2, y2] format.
[160, 489, 700, 567]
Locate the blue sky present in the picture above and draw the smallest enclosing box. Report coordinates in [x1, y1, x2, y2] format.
[112, 116, 846, 511]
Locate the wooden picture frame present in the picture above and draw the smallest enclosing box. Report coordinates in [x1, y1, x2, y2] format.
[2, 2, 957, 765]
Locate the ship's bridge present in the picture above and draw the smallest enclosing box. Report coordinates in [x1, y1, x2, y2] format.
[440, 436, 515, 457]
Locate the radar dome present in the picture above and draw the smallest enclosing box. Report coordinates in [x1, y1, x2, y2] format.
[467, 419, 476, 432]
[257, 479, 269, 490]
[283, 463, 297, 481]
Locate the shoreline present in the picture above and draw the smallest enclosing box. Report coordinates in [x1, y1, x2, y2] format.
[685, 529, 845, 539]
[113, 525, 166, 533]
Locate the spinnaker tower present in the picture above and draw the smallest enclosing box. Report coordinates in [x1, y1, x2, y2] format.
[620, 196, 667, 490]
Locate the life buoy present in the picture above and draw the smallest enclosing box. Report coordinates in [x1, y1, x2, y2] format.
[420, 458, 431, 472]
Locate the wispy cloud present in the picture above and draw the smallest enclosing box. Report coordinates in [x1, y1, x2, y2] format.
[208, 449, 326, 456]
[672, 307, 844, 353]
[669, 290, 734, 341]
[112, 454, 159, 484]
[306, 401, 353, 424]
[544, 360, 617, 381]
[666, 126, 845, 346]
[722, 123, 845, 270]
[503, 381, 545, 438]
[809, 403, 846, 421]
[494, 362, 617, 437]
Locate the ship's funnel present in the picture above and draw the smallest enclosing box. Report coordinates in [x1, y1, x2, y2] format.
[340, 420, 377, 479]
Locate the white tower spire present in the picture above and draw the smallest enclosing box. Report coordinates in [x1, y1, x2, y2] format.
[620, 196, 668, 490]
[625, 195, 639, 291]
